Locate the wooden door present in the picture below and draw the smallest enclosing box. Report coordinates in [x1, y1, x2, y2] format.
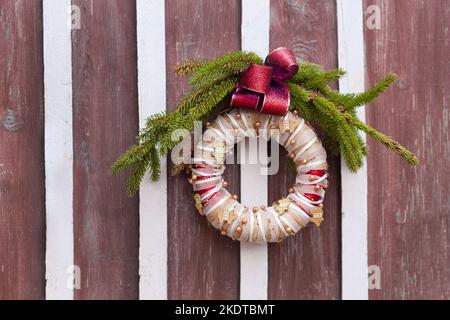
[0, 0, 448, 300]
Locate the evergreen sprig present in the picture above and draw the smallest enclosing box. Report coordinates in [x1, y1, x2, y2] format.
[112, 51, 260, 196]
[113, 50, 418, 196]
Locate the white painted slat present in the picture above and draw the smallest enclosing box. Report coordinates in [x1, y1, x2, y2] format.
[136, 0, 168, 300]
[43, 0, 74, 300]
[336, 0, 369, 300]
[240, 0, 270, 300]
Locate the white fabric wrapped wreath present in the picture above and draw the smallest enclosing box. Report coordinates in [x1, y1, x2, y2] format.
[190, 109, 328, 243]
[114, 49, 417, 244]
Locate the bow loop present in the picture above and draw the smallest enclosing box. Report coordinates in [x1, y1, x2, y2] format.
[239, 64, 272, 93]
[230, 47, 298, 116]
[265, 47, 299, 81]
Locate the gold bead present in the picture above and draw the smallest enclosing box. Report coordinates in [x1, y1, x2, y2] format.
[289, 188, 295, 194]
[221, 230, 227, 236]
[309, 175, 315, 181]
[314, 184, 321, 191]
[252, 206, 258, 213]
[223, 181, 228, 187]
[236, 113, 241, 119]
[206, 122, 211, 127]
[293, 110, 298, 116]
[242, 218, 248, 224]
[191, 174, 198, 181]
[234, 128, 239, 134]
[300, 159, 308, 165]
[232, 194, 238, 200]
[286, 227, 293, 234]
[236, 226, 242, 233]
[289, 152, 296, 159]
[188, 178, 193, 184]
[255, 122, 261, 128]
[290, 139, 296, 145]
[318, 203, 324, 208]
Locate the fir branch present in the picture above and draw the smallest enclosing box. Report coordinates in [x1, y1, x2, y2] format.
[189, 51, 262, 89]
[114, 50, 417, 196]
[292, 61, 325, 84]
[312, 95, 364, 170]
[159, 77, 237, 155]
[175, 59, 205, 76]
[177, 75, 238, 115]
[323, 68, 346, 82]
[346, 73, 397, 109]
[343, 113, 419, 166]
[288, 82, 367, 170]
[319, 73, 397, 110]
[126, 154, 151, 197]
[290, 62, 346, 91]
[112, 144, 145, 174]
[287, 82, 313, 120]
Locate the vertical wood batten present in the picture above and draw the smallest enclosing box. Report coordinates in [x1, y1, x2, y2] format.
[337, 0, 368, 299]
[268, 0, 341, 300]
[0, 0, 46, 299]
[166, 0, 241, 299]
[43, 0, 74, 300]
[72, 0, 139, 299]
[337, 0, 368, 300]
[240, 0, 270, 300]
[136, 0, 167, 300]
[365, 0, 450, 299]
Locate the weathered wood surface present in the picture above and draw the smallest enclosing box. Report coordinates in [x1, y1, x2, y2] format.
[268, 0, 342, 299]
[72, 0, 139, 299]
[365, 0, 450, 299]
[1, 0, 449, 301]
[0, 0, 46, 299]
[166, 0, 241, 299]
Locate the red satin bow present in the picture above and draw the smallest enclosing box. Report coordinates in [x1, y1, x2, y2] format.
[230, 47, 298, 116]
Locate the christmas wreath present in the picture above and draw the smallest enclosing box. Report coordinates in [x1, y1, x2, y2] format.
[113, 47, 418, 242]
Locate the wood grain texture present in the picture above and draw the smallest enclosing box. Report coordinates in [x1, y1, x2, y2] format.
[365, 0, 450, 299]
[268, 0, 341, 300]
[166, 0, 241, 299]
[0, 0, 46, 299]
[72, 0, 139, 299]
[43, 0, 74, 300]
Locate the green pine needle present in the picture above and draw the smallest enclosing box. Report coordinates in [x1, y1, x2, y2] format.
[344, 113, 419, 166]
[113, 50, 418, 196]
[174, 59, 206, 76]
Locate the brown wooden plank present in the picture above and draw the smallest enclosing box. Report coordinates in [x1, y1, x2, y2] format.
[0, 0, 46, 299]
[72, 0, 139, 299]
[365, 0, 450, 299]
[268, 0, 341, 299]
[166, 0, 241, 299]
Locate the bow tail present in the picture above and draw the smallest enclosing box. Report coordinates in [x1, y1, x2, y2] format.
[259, 80, 290, 115]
